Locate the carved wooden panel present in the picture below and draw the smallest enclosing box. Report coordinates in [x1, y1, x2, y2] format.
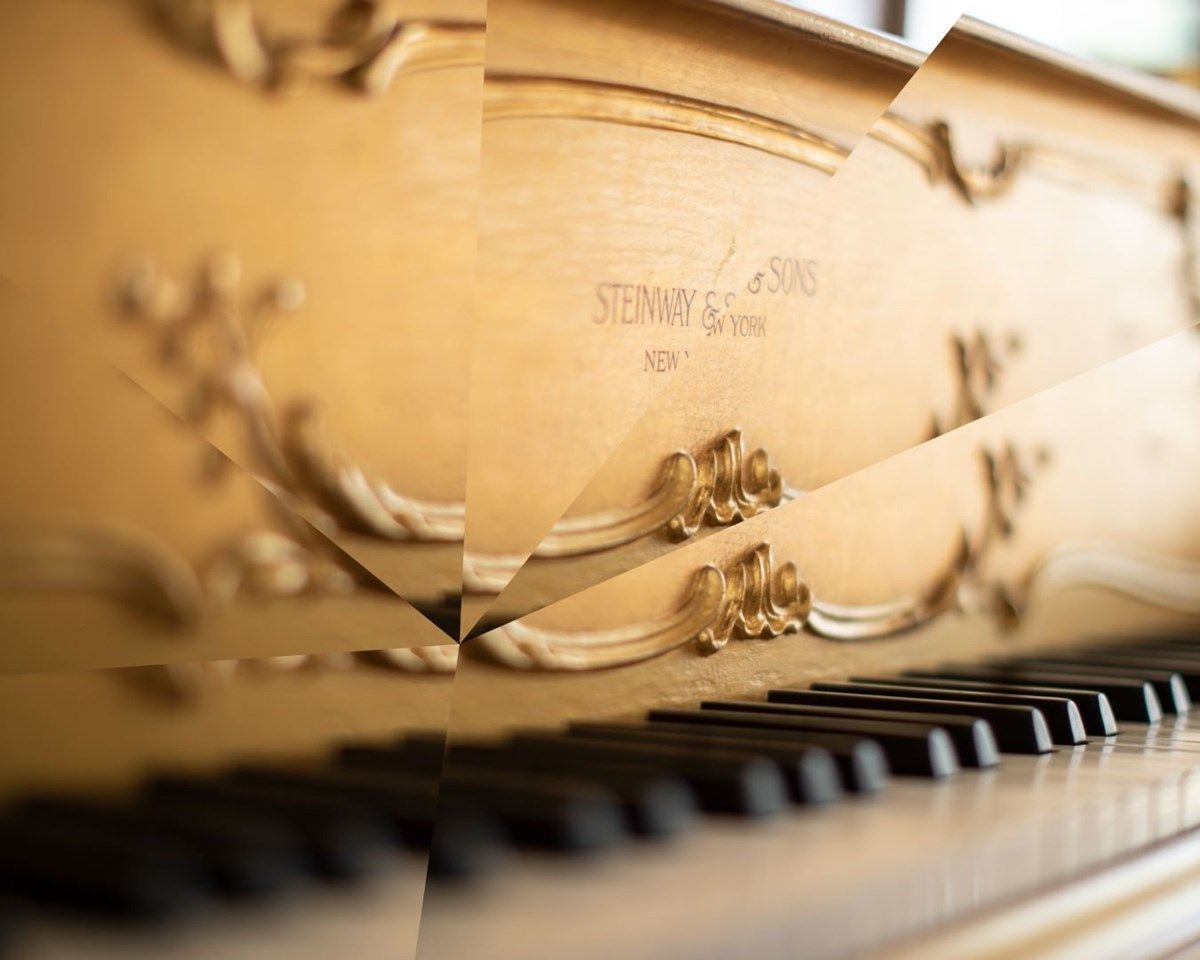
[462, 0, 925, 630]
[0, 0, 485, 612]
[464, 18, 1200, 630]
[454, 329, 1200, 735]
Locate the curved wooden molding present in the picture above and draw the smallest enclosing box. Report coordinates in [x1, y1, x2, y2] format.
[120, 253, 466, 550]
[0, 523, 360, 626]
[105, 235, 1164, 612]
[485, 75, 1179, 214]
[540, 428, 786, 557]
[475, 542, 809, 670]
[461, 428, 789, 594]
[0, 526, 207, 626]
[485, 75, 849, 173]
[282, 403, 465, 542]
[475, 443, 1200, 671]
[155, 0, 484, 94]
[1008, 545, 1200, 620]
[462, 349, 1019, 597]
[123, 643, 459, 704]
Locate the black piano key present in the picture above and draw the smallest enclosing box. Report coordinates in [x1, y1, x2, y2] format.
[229, 764, 440, 849]
[821, 680, 1086, 746]
[337, 742, 445, 778]
[998, 658, 1191, 715]
[341, 742, 683, 837]
[1098, 638, 1200, 660]
[504, 733, 792, 818]
[438, 769, 626, 852]
[1120, 634, 1200, 651]
[911, 665, 1163, 723]
[705, 699, 998, 769]
[565, 722, 848, 804]
[425, 800, 506, 881]
[650, 707, 959, 779]
[899, 673, 1118, 736]
[446, 744, 698, 836]
[769, 689, 1048, 755]
[0, 813, 205, 917]
[142, 775, 392, 880]
[619, 721, 890, 794]
[346, 742, 629, 852]
[12, 796, 306, 898]
[1063, 648, 1200, 699]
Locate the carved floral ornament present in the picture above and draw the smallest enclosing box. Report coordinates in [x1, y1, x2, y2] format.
[0, 255, 456, 671]
[461, 330, 1018, 593]
[103, 247, 1025, 602]
[475, 443, 1200, 671]
[153, 0, 485, 95]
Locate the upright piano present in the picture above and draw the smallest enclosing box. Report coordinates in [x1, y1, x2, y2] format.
[3, 2, 1200, 959]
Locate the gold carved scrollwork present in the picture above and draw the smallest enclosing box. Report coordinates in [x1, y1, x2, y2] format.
[476, 441, 1200, 671]
[0, 526, 208, 627]
[537, 428, 788, 558]
[463, 340, 1018, 596]
[461, 429, 792, 594]
[475, 543, 808, 670]
[154, 0, 485, 94]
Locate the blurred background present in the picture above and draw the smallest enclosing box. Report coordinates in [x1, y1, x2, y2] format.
[796, 0, 1200, 85]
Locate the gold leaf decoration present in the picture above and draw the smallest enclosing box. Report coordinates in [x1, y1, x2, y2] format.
[474, 542, 808, 670]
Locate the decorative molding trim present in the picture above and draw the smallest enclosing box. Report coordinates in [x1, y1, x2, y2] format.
[931, 330, 1021, 437]
[281, 403, 466, 542]
[122, 643, 459, 704]
[1006, 546, 1200, 620]
[475, 542, 808, 670]
[462, 428, 790, 593]
[485, 75, 1180, 214]
[476, 442, 1200, 670]
[462, 338, 1019, 596]
[0, 523, 358, 626]
[543, 428, 786, 556]
[485, 75, 848, 173]
[154, 1, 484, 94]
[871, 115, 1022, 204]
[120, 253, 466, 547]
[0, 527, 206, 626]
[0, 253, 450, 627]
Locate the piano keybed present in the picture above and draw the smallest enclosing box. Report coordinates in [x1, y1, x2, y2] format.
[6, 634, 1200, 957]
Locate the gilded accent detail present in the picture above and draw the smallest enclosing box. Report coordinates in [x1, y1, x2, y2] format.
[155, 0, 484, 94]
[475, 442, 1200, 670]
[475, 543, 808, 670]
[538, 428, 785, 557]
[461, 428, 789, 594]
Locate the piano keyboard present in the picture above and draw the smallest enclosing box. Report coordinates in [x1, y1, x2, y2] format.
[8, 633, 1200, 958]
